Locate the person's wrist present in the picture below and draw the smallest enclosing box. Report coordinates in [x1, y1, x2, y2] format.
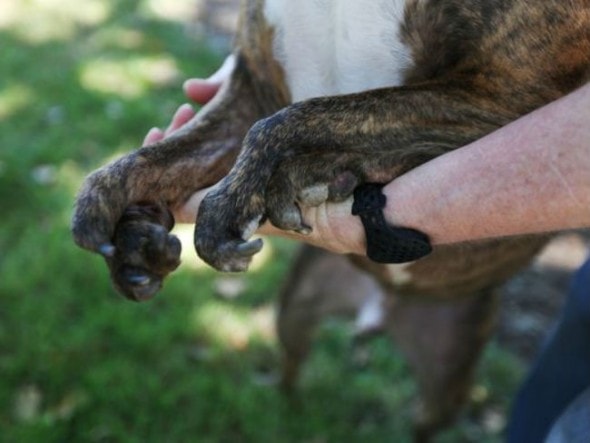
[382, 177, 411, 227]
[381, 173, 438, 244]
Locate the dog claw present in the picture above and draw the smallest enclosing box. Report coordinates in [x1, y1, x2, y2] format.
[126, 273, 152, 287]
[295, 225, 312, 235]
[113, 266, 163, 302]
[236, 238, 264, 257]
[99, 244, 116, 257]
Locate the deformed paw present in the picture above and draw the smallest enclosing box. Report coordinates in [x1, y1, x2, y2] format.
[195, 188, 265, 272]
[108, 203, 181, 301]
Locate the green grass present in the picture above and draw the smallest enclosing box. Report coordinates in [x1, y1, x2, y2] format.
[0, 1, 525, 441]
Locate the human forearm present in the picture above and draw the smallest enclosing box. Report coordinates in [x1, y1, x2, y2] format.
[384, 82, 590, 246]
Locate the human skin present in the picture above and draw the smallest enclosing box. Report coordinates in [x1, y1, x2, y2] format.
[145, 75, 590, 257]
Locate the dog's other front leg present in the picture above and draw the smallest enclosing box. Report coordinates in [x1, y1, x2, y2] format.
[72, 0, 294, 299]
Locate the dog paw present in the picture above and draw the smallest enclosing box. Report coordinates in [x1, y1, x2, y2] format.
[195, 186, 264, 272]
[109, 204, 181, 301]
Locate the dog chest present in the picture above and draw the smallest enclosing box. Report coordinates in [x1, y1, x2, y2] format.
[263, 0, 412, 102]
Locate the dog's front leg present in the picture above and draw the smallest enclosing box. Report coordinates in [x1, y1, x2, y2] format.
[195, 82, 516, 271]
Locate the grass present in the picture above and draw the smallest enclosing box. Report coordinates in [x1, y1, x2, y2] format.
[0, 1, 525, 441]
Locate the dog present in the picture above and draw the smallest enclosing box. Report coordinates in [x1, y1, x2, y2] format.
[72, 0, 590, 440]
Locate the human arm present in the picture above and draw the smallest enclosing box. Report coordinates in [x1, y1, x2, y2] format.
[380, 82, 590, 247]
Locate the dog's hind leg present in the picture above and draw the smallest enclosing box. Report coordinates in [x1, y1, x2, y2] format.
[385, 290, 499, 442]
[277, 246, 385, 391]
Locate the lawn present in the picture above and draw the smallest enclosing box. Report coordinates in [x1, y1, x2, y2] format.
[0, 1, 525, 441]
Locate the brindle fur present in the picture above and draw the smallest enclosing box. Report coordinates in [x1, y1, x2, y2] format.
[72, 0, 590, 440]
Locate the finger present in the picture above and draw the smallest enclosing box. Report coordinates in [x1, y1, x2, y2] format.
[183, 79, 222, 105]
[143, 127, 164, 146]
[183, 55, 235, 104]
[165, 103, 195, 136]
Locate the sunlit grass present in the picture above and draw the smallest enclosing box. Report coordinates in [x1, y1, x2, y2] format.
[0, 0, 111, 43]
[91, 28, 147, 51]
[192, 302, 275, 349]
[56, 161, 87, 206]
[79, 55, 180, 98]
[142, 0, 199, 22]
[0, 83, 35, 119]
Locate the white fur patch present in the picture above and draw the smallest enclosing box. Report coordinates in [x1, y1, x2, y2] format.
[264, 0, 412, 102]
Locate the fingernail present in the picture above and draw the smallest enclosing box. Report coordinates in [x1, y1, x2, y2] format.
[177, 103, 193, 114]
[182, 78, 201, 92]
[147, 127, 161, 137]
[143, 127, 162, 145]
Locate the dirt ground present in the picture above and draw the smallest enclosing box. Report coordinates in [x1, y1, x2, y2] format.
[192, 0, 590, 363]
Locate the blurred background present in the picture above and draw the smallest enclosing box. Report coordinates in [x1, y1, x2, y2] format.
[0, 0, 588, 441]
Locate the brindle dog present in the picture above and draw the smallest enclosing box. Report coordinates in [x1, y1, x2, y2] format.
[72, 0, 590, 440]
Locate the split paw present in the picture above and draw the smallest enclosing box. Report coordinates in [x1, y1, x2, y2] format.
[195, 187, 264, 272]
[194, 168, 359, 272]
[109, 204, 181, 301]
